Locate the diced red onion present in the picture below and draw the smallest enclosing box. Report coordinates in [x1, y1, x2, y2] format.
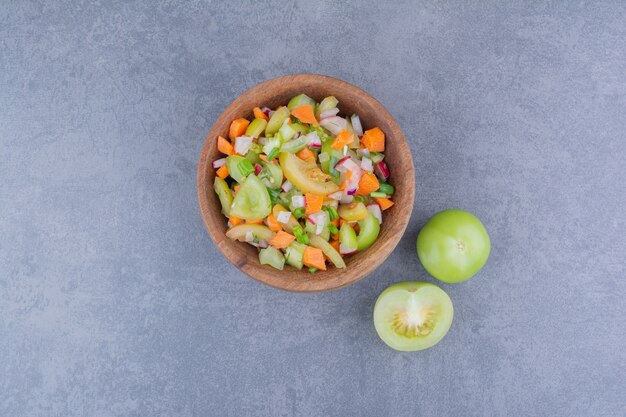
[374, 161, 390, 180]
[343, 158, 361, 173]
[291, 195, 305, 208]
[281, 180, 293, 193]
[367, 204, 383, 225]
[340, 243, 357, 255]
[212, 158, 227, 169]
[293, 131, 301, 140]
[254, 164, 263, 175]
[360, 157, 373, 172]
[319, 108, 340, 119]
[319, 116, 347, 136]
[306, 131, 321, 147]
[328, 191, 344, 200]
[334, 156, 351, 173]
[357, 148, 370, 158]
[261, 107, 271, 117]
[307, 211, 327, 235]
[346, 188, 357, 196]
[350, 114, 364, 136]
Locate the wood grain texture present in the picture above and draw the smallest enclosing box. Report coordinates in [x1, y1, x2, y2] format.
[197, 74, 415, 292]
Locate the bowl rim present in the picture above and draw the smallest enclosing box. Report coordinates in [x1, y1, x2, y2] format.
[197, 74, 414, 292]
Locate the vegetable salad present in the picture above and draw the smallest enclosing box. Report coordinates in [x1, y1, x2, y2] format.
[212, 93, 395, 272]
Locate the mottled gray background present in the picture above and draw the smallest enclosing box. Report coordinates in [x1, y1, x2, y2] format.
[1, 1, 625, 416]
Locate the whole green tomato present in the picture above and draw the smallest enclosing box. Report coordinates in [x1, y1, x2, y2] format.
[417, 209, 490, 283]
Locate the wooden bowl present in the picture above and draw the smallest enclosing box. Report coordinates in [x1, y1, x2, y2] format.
[197, 74, 414, 292]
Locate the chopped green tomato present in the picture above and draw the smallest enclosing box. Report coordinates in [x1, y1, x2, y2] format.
[370, 152, 384, 163]
[290, 123, 309, 135]
[279, 152, 340, 195]
[225, 224, 275, 242]
[338, 202, 369, 221]
[278, 124, 297, 141]
[287, 93, 316, 110]
[259, 246, 285, 270]
[284, 241, 306, 269]
[316, 96, 339, 119]
[356, 212, 380, 250]
[259, 162, 282, 189]
[265, 106, 291, 136]
[377, 183, 394, 195]
[345, 118, 359, 148]
[370, 191, 387, 198]
[245, 118, 267, 138]
[230, 174, 271, 219]
[280, 133, 311, 153]
[271, 204, 299, 233]
[320, 139, 343, 174]
[339, 222, 358, 249]
[213, 177, 233, 217]
[237, 158, 254, 177]
[245, 150, 261, 165]
[308, 234, 345, 268]
[225, 155, 247, 183]
[373, 282, 454, 351]
[262, 137, 281, 156]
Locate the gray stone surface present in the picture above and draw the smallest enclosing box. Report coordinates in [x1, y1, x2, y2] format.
[1, 1, 625, 416]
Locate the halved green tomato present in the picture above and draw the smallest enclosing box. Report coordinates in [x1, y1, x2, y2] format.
[229, 174, 271, 220]
[225, 155, 247, 183]
[265, 106, 291, 136]
[356, 212, 380, 250]
[339, 222, 358, 249]
[279, 152, 340, 195]
[225, 224, 275, 242]
[338, 202, 369, 221]
[213, 177, 233, 218]
[308, 235, 345, 268]
[373, 282, 454, 351]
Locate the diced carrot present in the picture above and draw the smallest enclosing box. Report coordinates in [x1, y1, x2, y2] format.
[330, 218, 339, 227]
[329, 239, 340, 254]
[269, 230, 296, 249]
[253, 107, 268, 121]
[357, 172, 379, 195]
[296, 147, 315, 162]
[217, 135, 234, 156]
[305, 193, 324, 215]
[265, 213, 282, 232]
[216, 164, 229, 179]
[229, 118, 250, 140]
[331, 129, 354, 150]
[233, 185, 241, 193]
[360, 127, 385, 152]
[303, 246, 327, 270]
[291, 104, 317, 124]
[259, 154, 268, 162]
[229, 215, 243, 226]
[246, 218, 264, 225]
[375, 197, 395, 211]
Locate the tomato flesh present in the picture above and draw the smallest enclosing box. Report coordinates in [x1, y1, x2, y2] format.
[279, 152, 339, 195]
[373, 282, 453, 351]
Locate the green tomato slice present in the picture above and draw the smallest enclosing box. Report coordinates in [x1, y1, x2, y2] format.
[225, 224, 275, 242]
[373, 282, 454, 351]
[213, 177, 233, 218]
[416, 209, 491, 283]
[229, 174, 271, 220]
[279, 152, 340, 195]
[338, 202, 369, 221]
[259, 246, 285, 270]
[265, 106, 291, 136]
[225, 155, 247, 183]
[308, 234, 345, 268]
[280, 133, 311, 154]
[339, 222, 358, 250]
[245, 118, 267, 138]
[287, 93, 316, 110]
[356, 212, 380, 250]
